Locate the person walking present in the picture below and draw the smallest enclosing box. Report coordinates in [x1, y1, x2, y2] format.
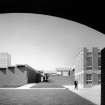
[45, 73, 49, 82]
[74, 80, 78, 90]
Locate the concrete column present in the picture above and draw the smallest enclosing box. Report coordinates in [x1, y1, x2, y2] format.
[61, 71, 63, 76]
[70, 70, 75, 84]
[92, 47, 99, 85]
[83, 48, 88, 87]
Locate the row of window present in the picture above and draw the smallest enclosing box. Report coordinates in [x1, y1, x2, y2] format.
[86, 66, 101, 70]
[86, 74, 101, 84]
[86, 57, 101, 66]
[87, 52, 101, 56]
[86, 80, 101, 84]
[86, 74, 101, 79]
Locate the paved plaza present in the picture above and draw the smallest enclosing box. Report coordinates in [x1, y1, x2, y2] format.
[0, 75, 100, 105]
[0, 87, 96, 105]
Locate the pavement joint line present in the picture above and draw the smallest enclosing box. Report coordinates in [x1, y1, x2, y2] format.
[16, 84, 36, 89]
[30, 88, 66, 89]
[0, 88, 66, 89]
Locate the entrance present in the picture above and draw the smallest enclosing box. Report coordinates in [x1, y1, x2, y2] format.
[27, 70, 41, 83]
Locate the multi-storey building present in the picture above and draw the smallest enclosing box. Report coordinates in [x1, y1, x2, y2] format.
[0, 53, 11, 68]
[75, 47, 101, 87]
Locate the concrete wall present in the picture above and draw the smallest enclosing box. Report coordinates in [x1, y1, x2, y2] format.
[75, 48, 84, 86]
[70, 70, 75, 84]
[0, 67, 27, 88]
[75, 72, 84, 87]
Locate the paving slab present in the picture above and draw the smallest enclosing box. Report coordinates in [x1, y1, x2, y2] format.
[63, 85, 101, 105]
[0, 88, 96, 105]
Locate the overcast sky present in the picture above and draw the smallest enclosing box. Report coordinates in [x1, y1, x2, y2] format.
[0, 13, 105, 72]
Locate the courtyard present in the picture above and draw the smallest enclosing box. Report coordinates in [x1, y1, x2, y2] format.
[0, 75, 100, 105]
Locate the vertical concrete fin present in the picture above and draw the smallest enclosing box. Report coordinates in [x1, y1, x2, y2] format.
[8, 67, 15, 74]
[16, 65, 26, 73]
[0, 68, 6, 74]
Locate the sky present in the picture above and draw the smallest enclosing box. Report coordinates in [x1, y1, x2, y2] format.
[0, 13, 105, 72]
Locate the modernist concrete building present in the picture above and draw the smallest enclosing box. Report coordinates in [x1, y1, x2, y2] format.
[75, 47, 101, 87]
[56, 67, 75, 82]
[0, 64, 42, 88]
[0, 53, 11, 68]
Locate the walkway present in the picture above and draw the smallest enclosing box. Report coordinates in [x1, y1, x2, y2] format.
[63, 84, 101, 105]
[0, 87, 96, 105]
[16, 83, 36, 89]
[0, 75, 100, 105]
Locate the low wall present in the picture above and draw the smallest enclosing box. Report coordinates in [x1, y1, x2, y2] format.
[0, 67, 27, 88]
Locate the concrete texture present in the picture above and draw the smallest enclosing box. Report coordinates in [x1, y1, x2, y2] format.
[0, 88, 96, 105]
[0, 68, 27, 88]
[63, 84, 101, 105]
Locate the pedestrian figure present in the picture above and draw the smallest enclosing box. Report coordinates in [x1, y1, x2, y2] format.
[45, 73, 49, 82]
[43, 75, 45, 82]
[74, 80, 78, 90]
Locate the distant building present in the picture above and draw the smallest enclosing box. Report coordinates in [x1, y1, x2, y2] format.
[75, 47, 101, 87]
[51, 73, 57, 76]
[0, 53, 11, 68]
[56, 67, 75, 83]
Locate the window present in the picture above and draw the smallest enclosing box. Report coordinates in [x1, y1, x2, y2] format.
[98, 52, 101, 56]
[86, 57, 92, 66]
[98, 57, 101, 66]
[87, 52, 92, 57]
[86, 74, 92, 80]
[98, 66, 101, 70]
[86, 81, 92, 84]
[86, 66, 92, 70]
[86, 74, 92, 84]
[98, 74, 101, 84]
